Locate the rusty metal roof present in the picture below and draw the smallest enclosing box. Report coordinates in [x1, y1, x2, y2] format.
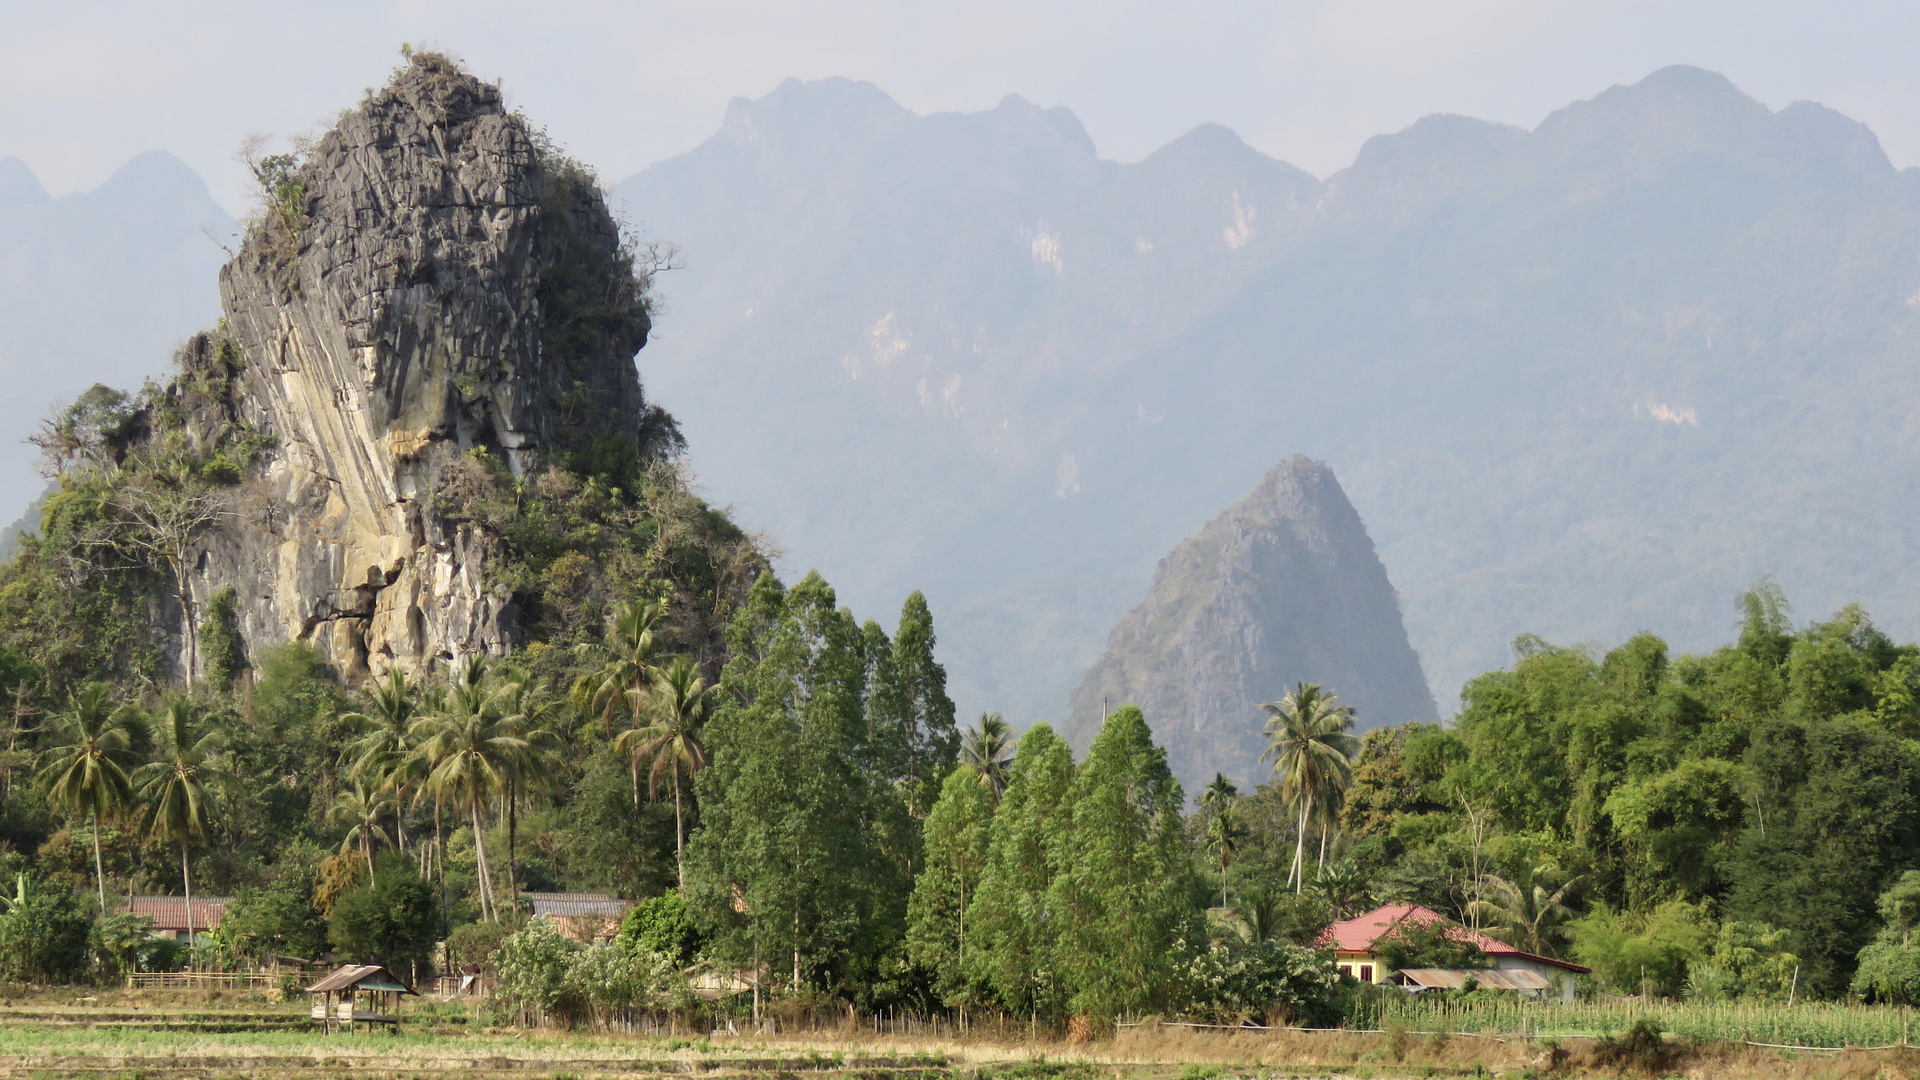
[305, 964, 415, 994]
[124, 896, 231, 931]
[1392, 968, 1554, 991]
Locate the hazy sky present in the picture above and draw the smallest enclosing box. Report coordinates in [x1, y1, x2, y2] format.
[4, 0, 1918, 214]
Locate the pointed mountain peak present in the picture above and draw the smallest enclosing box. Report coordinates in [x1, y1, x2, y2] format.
[1066, 455, 1435, 794]
[0, 157, 48, 207]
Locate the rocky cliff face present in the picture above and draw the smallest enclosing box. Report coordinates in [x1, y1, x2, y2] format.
[1065, 456, 1435, 795]
[170, 54, 671, 679]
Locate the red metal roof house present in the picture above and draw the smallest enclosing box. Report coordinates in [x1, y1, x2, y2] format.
[124, 896, 230, 944]
[1320, 903, 1590, 1002]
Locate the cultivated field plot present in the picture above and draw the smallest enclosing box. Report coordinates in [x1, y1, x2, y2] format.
[0, 1003, 1910, 1080]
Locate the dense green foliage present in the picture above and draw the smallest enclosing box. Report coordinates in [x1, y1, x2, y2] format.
[1291, 584, 1920, 1004]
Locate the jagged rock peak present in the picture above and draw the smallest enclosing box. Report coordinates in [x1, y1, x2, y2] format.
[175, 53, 678, 681]
[1065, 456, 1436, 796]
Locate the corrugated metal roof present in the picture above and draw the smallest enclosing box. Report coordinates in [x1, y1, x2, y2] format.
[305, 964, 416, 994]
[1322, 904, 1590, 973]
[124, 896, 231, 930]
[524, 892, 631, 918]
[1393, 968, 1554, 991]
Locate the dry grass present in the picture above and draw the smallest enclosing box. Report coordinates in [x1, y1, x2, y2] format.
[0, 992, 1908, 1079]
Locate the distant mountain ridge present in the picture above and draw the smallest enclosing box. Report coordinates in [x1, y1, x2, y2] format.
[612, 64, 1920, 732]
[1067, 457, 1435, 794]
[8, 67, 1916, 753]
[0, 152, 232, 516]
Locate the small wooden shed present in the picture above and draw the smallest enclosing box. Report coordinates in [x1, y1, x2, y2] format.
[307, 964, 416, 1032]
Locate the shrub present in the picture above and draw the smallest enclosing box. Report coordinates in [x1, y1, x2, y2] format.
[1592, 1020, 1676, 1076]
[1179, 938, 1345, 1026]
[327, 855, 438, 978]
[448, 919, 514, 973]
[197, 587, 247, 686]
[223, 882, 325, 963]
[617, 889, 701, 965]
[494, 917, 584, 1022]
[1373, 916, 1493, 972]
[0, 874, 91, 982]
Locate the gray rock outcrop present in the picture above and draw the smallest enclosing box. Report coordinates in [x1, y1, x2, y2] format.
[169, 54, 667, 679]
[1065, 456, 1436, 795]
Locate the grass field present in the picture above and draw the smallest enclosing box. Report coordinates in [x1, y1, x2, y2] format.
[1376, 994, 1920, 1049]
[0, 990, 1909, 1079]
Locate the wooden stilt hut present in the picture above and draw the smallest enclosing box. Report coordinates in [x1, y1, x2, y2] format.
[307, 964, 416, 1032]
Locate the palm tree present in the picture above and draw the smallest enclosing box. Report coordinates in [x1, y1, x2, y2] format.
[572, 599, 666, 735]
[341, 669, 423, 850]
[960, 712, 1014, 801]
[1467, 866, 1582, 957]
[133, 699, 223, 949]
[1311, 858, 1373, 918]
[1204, 805, 1246, 908]
[612, 655, 714, 889]
[1260, 682, 1359, 893]
[412, 660, 526, 923]
[329, 775, 396, 881]
[39, 682, 143, 909]
[1232, 884, 1284, 945]
[491, 668, 563, 913]
[1200, 772, 1239, 814]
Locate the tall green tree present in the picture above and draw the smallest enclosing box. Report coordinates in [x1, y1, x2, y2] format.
[1260, 683, 1358, 892]
[572, 599, 666, 735]
[965, 722, 1075, 1018]
[1205, 805, 1246, 910]
[38, 682, 142, 908]
[613, 655, 714, 888]
[413, 659, 527, 923]
[866, 591, 959, 819]
[341, 668, 424, 850]
[1047, 705, 1193, 1018]
[686, 572, 881, 991]
[905, 765, 994, 1006]
[133, 699, 223, 945]
[329, 775, 397, 881]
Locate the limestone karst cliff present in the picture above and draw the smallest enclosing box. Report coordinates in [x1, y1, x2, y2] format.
[155, 54, 685, 679]
[1065, 456, 1436, 795]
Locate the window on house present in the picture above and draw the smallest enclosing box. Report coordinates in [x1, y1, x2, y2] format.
[1339, 965, 1353, 977]
[1359, 965, 1374, 982]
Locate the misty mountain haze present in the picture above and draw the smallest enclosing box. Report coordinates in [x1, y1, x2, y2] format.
[0, 152, 232, 516]
[3, 65, 1916, 757]
[613, 64, 1920, 732]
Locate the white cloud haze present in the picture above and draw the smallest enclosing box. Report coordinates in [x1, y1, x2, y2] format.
[4, 0, 1918, 212]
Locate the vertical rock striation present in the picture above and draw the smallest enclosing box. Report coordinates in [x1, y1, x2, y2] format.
[1066, 456, 1436, 795]
[176, 54, 666, 678]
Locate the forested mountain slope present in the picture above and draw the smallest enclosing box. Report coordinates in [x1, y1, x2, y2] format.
[615, 66, 1920, 728]
[1068, 457, 1434, 791]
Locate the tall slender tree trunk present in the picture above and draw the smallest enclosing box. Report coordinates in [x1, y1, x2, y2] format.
[1291, 796, 1312, 893]
[180, 841, 195, 964]
[435, 796, 449, 973]
[90, 811, 107, 911]
[672, 768, 685, 890]
[1317, 822, 1329, 875]
[471, 800, 495, 922]
[506, 778, 520, 919]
